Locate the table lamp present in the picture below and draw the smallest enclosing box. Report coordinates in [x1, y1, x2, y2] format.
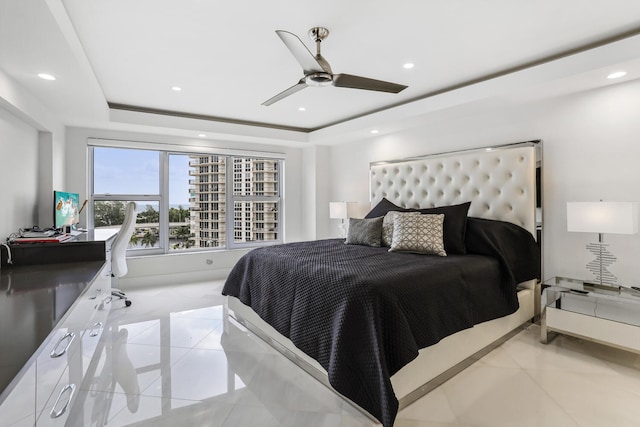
[329, 202, 349, 237]
[567, 201, 638, 286]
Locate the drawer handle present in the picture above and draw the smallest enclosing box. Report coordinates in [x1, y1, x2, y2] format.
[89, 322, 103, 337]
[88, 288, 102, 300]
[50, 383, 76, 418]
[95, 296, 112, 311]
[50, 332, 75, 358]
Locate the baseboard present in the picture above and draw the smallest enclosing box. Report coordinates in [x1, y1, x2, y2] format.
[119, 268, 231, 289]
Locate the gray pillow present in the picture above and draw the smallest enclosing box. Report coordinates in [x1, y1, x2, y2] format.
[345, 217, 384, 247]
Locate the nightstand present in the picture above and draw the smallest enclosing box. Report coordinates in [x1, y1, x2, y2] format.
[541, 277, 640, 354]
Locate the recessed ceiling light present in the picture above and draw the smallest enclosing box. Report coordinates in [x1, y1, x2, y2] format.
[171, 86, 182, 91]
[298, 107, 306, 111]
[37, 73, 56, 81]
[198, 133, 206, 138]
[370, 129, 379, 134]
[403, 63, 414, 69]
[607, 71, 626, 79]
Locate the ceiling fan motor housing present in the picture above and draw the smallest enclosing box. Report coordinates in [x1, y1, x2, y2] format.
[305, 72, 333, 87]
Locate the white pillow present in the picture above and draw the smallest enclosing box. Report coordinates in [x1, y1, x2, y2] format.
[389, 213, 447, 256]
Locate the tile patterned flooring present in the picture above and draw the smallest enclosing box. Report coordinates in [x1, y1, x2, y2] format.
[13, 280, 640, 426]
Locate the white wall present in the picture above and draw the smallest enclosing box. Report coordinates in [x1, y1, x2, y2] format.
[301, 145, 332, 240]
[0, 107, 39, 238]
[64, 127, 305, 285]
[37, 131, 67, 229]
[325, 78, 640, 287]
[0, 68, 66, 236]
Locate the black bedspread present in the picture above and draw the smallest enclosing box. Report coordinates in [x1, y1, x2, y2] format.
[222, 218, 539, 426]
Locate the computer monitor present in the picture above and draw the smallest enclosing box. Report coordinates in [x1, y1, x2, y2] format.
[54, 190, 80, 230]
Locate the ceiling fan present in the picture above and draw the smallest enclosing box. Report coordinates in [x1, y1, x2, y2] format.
[262, 27, 408, 106]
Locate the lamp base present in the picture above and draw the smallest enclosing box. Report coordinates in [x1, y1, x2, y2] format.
[338, 221, 347, 238]
[585, 241, 617, 286]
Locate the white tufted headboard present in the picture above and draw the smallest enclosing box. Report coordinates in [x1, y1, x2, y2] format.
[370, 141, 540, 237]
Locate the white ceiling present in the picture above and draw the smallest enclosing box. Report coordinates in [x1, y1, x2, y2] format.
[1, 0, 640, 145]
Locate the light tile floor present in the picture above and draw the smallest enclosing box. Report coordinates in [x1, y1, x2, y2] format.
[41, 280, 640, 426]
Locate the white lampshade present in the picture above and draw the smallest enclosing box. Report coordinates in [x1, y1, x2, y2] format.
[567, 201, 638, 234]
[329, 202, 348, 219]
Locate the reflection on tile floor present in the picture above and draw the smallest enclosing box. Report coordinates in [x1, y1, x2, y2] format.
[59, 281, 640, 426]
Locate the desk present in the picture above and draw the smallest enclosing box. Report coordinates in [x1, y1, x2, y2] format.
[0, 230, 117, 399]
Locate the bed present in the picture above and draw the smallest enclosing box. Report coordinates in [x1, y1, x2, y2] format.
[222, 141, 542, 426]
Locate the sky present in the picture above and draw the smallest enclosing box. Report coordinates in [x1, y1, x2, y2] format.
[93, 147, 191, 206]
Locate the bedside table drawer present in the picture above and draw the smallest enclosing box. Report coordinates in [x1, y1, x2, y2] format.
[545, 306, 640, 353]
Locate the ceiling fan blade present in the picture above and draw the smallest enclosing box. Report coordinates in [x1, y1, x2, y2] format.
[275, 30, 326, 74]
[262, 80, 307, 106]
[332, 73, 407, 93]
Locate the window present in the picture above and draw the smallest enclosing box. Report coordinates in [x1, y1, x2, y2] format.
[92, 147, 162, 253]
[229, 157, 279, 244]
[91, 146, 282, 254]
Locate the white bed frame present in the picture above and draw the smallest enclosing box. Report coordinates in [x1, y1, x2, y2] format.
[226, 140, 542, 422]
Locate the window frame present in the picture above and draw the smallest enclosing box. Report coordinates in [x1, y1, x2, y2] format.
[88, 142, 284, 255]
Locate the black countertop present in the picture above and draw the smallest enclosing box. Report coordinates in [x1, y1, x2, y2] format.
[0, 261, 105, 396]
[1, 229, 117, 268]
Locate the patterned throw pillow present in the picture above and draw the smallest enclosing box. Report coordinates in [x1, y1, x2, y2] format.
[345, 217, 384, 247]
[381, 211, 420, 247]
[389, 214, 447, 256]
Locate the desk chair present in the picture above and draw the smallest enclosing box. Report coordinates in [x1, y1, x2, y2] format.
[111, 201, 137, 307]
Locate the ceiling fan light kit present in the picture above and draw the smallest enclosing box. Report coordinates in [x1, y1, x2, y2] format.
[263, 27, 407, 106]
